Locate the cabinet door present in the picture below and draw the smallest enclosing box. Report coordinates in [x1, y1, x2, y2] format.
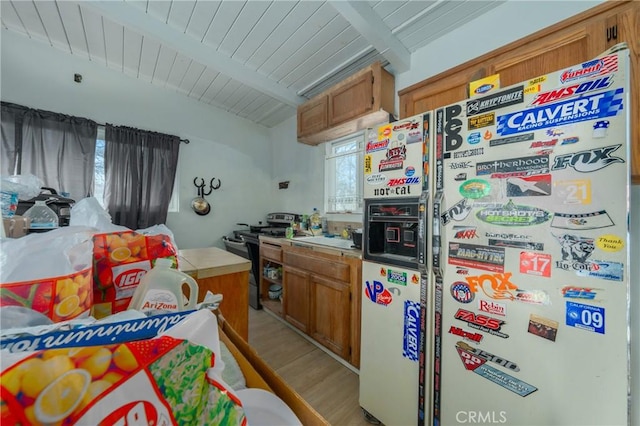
[310, 274, 351, 359]
[297, 95, 328, 138]
[283, 265, 310, 333]
[328, 69, 374, 126]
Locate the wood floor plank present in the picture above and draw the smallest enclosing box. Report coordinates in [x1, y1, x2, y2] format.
[248, 307, 371, 425]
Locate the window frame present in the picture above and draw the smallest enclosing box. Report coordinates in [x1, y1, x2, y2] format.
[324, 131, 365, 214]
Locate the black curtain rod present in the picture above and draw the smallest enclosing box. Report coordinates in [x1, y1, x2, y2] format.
[96, 122, 189, 144]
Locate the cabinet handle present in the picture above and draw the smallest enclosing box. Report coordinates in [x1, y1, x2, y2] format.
[606, 25, 618, 42]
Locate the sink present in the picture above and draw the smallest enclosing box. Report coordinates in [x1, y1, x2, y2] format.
[294, 236, 356, 250]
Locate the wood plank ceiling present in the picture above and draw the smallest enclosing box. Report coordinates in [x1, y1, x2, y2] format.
[1, 0, 502, 128]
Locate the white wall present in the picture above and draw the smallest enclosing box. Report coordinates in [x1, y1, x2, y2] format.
[1, 30, 274, 250]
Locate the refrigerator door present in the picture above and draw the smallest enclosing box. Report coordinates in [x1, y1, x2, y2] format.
[432, 46, 630, 425]
[363, 113, 429, 200]
[360, 260, 422, 425]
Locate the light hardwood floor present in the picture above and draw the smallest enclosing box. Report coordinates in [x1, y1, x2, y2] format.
[248, 307, 372, 425]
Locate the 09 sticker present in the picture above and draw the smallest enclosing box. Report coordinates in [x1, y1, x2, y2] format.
[566, 301, 605, 334]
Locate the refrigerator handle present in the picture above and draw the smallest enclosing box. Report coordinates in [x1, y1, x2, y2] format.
[432, 192, 444, 277]
[418, 190, 429, 274]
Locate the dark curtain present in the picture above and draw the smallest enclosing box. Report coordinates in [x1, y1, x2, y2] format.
[1, 102, 97, 201]
[104, 124, 179, 229]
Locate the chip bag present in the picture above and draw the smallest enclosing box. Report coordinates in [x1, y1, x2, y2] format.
[91, 230, 178, 318]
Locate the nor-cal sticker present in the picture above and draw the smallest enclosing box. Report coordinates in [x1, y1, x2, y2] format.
[403, 300, 420, 361]
[566, 301, 605, 334]
[551, 144, 624, 173]
[496, 89, 624, 136]
[528, 314, 558, 342]
[551, 210, 614, 230]
[451, 281, 475, 304]
[448, 243, 505, 273]
[364, 280, 393, 306]
[476, 200, 550, 227]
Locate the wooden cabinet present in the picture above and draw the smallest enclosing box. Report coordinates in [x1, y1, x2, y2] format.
[398, 0, 639, 182]
[282, 264, 310, 333]
[310, 273, 351, 360]
[297, 61, 395, 145]
[258, 240, 283, 316]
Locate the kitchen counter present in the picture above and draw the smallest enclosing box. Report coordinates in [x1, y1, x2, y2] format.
[259, 235, 362, 259]
[178, 247, 251, 340]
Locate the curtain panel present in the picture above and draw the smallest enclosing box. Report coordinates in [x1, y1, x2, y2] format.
[0, 102, 97, 201]
[104, 125, 179, 229]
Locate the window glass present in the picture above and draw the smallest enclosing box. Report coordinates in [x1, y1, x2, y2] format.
[325, 132, 364, 213]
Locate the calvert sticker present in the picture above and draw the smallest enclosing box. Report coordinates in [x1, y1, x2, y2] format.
[448, 243, 505, 273]
[364, 280, 393, 306]
[551, 210, 614, 230]
[476, 200, 551, 227]
[366, 173, 387, 185]
[506, 175, 551, 197]
[466, 86, 524, 116]
[450, 281, 475, 304]
[566, 301, 605, 334]
[528, 314, 558, 342]
[551, 144, 624, 173]
[403, 300, 420, 362]
[496, 89, 624, 136]
[459, 179, 491, 199]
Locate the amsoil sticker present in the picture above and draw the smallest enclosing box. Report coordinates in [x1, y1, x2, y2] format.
[454, 309, 508, 338]
[520, 252, 552, 277]
[505, 175, 551, 197]
[489, 133, 534, 147]
[455, 342, 536, 397]
[448, 243, 505, 273]
[528, 314, 558, 342]
[476, 154, 549, 178]
[364, 280, 393, 306]
[441, 198, 472, 225]
[459, 179, 491, 199]
[562, 286, 603, 302]
[476, 200, 550, 227]
[466, 86, 524, 116]
[403, 300, 420, 362]
[450, 281, 475, 304]
[553, 179, 592, 205]
[576, 260, 624, 282]
[530, 75, 614, 106]
[468, 113, 495, 130]
[566, 301, 605, 334]
[595, 234, 624, 252]
[551, 144, 624, 173]
[551, 210, 614, 230]
[496, 89, 624, 136]
[449, 326, 483, 343]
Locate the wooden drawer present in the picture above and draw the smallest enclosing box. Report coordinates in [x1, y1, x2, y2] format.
[284, 251, 350, 282]
[261, 243, 282, 262]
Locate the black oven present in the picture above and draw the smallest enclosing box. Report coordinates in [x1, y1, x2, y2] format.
[364, 197, 427, 270]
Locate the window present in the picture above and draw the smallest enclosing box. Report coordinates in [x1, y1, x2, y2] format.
[324, 132, 364, 213]
[93, 126, 179, 212]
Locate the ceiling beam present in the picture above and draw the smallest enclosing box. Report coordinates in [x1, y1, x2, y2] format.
[329, 0, 411, 73]
[83, 1, 305, 106]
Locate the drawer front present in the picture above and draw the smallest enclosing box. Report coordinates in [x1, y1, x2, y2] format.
[261, 244, 282, 262]
[284, 251, 350, 282]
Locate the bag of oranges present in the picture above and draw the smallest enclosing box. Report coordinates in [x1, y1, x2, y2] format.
[0, 227, 95, 323]
[91, 229, 178, 318]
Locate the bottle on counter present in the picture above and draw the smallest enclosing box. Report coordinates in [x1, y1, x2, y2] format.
[309, 208, 322, 235]
[22, 200, 58, 233]
[128, 258, 199, 316]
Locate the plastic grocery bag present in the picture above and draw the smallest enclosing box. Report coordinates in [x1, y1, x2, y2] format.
[0, 174, 43, 218]
[0, 227, 95, 323]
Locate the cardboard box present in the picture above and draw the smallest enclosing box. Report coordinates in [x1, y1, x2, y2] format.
[2, 215, 30, 238]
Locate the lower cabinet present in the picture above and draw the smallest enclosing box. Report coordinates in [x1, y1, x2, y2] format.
[309, 273, 351, 360]
[283, 265, 310, 334]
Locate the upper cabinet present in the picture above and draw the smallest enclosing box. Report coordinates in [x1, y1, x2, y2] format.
[297, 62, 395, 145]
[398, 0, 639, 183]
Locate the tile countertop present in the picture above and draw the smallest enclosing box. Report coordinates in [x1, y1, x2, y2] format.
[178, 246, 251, 279]
[259, 235, 362, 259]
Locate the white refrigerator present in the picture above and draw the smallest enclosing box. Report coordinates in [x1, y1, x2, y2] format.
[429, 45, 631, 425]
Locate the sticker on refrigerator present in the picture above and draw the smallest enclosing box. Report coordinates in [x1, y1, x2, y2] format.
[496, 88, 624, 136]
[366, 138, 389, 153]
[550, 210, 614, 230]
[366, 173, 387, 185]
[576, 260, 624, 282]
[566, 301, 605, 334]
[553, 179, 592, 205]
[592, 120, 610, 138]
[466, 86, 524, 116]
[478, 299, 506, 317]
[489, 238, 544, 251]
[468, 113, 495, 130]
[364, 154, 372, 174]
[453, 226, 479, 239]
[505, 175, 551, 197]
[553, 233, 594, 264]
[456, 341, 519, 372]
[364, 280, 393, 306]
[448, 243, 505, 273]
[467, 132, 481, 145]
[559, 54, 618, 84]
[595, 234, 623, 252]
[489, 133, 535, 147]
[476, 154, 549, 178]
[519, 252, 552, 277]
[530, 75, 613, 107]
[450, 281, 475, 304]
[387, 268, 408, 286]
[449, 325, 483, 343]
[459, 179, 491, 199]
[561, 286, 604, 302]
[403, 300, 420, 362]
[476, 200, 550, 227]
[441, 198, 472, 225]
[453, 147, 484, 159]
[551, 144, 624, 173]
[454, 309, 508, 338]
[528, 314, 559, 342]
